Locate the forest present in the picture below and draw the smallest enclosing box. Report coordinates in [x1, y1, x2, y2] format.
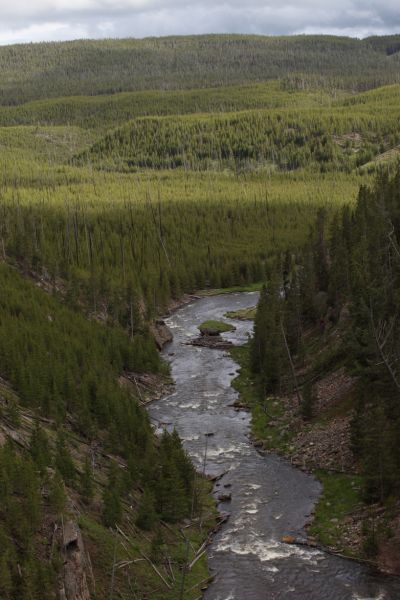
[0, 34, 400, 105]
[0, 32, 400, 598]
[248, 167, 400, 559]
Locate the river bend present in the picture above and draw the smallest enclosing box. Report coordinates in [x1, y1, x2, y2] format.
[147, 293, 400, 600]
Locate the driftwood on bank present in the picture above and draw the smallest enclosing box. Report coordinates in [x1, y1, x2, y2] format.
[116, 525, 172, 590]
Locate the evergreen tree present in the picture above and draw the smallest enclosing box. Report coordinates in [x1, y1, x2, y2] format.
[80, 459, 94, 505]
[150, 526, 165, 563]
[48, 471, 66, 515]
[30, 423, 51, 475]
[55, 433, 75, 485]
[102, 463, 122, 528]
[135, 488, 158, 531]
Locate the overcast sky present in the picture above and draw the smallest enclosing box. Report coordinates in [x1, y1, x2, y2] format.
[0, 0, 399, 45]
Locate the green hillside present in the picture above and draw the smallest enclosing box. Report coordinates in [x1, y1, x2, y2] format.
[75, 88, 400, 172]
[0, 81, 343, 129]
[1, 32, 400, 599]
[0, 34, 399, 105]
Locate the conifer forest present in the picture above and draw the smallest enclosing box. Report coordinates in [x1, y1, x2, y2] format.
[0, 33, 400, 599]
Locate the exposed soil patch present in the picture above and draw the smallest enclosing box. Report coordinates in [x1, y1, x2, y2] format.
[314, 368, 356, 415]
[291, 416, 356, 472]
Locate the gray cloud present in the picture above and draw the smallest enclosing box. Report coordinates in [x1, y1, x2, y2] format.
[0, 0, 398, 44]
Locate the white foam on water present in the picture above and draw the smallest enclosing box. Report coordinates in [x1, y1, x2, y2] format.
[245, 501, 260, 515]
[181, 433, 200, 442]
[214, 532, 321, 564]
[180, 401, 201, 409]
[264, 565, 279, 573]
[227, 460, 241, 472]
[207, 445, 237, 459]
[190, 452, 204, 464]
[207, 442, 251, 460]
[352, 593, 386, 600]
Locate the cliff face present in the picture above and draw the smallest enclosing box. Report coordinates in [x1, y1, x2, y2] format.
[59, 521, 91, 600]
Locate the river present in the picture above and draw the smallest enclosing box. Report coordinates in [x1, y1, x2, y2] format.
[147, 292, 400, 600]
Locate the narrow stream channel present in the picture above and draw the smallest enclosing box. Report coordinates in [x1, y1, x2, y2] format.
[147, 293, 400, 600]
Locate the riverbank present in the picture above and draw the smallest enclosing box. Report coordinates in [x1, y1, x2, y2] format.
[228, 341, 400, 576]
[148, 291, 400, 598]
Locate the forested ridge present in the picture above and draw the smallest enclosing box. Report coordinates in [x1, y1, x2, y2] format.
[1, 34, 400, 105]
[0, 32, 400, 597]
[75, 90, 400, 172]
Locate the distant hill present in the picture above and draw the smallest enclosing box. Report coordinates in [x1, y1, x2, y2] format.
[74, 84, 400, 174]
[0, 34, 399, 105]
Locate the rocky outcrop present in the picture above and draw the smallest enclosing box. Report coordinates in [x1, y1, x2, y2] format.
[151, 319, 173, 350]
[59, 520, 90, 600]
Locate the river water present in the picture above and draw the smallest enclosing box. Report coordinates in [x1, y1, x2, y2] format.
[147, 292, 400, 600]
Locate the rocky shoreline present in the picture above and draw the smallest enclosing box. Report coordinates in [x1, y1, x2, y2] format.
[153, 294, 400, 578]
[237, 372, 400, 577]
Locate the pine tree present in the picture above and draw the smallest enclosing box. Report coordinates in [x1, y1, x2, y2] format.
[48, 471, 66, 515]
[135, 488, 158, 531]
[30, 423, 51, 475]
[102, 463, 122, 528]
[80, 459, 94, 505]
[150, 526, 165, 563]
[55, 433, 75, 485]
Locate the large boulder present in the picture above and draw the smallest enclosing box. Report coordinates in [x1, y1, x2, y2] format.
[151, 319, 173, 350]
